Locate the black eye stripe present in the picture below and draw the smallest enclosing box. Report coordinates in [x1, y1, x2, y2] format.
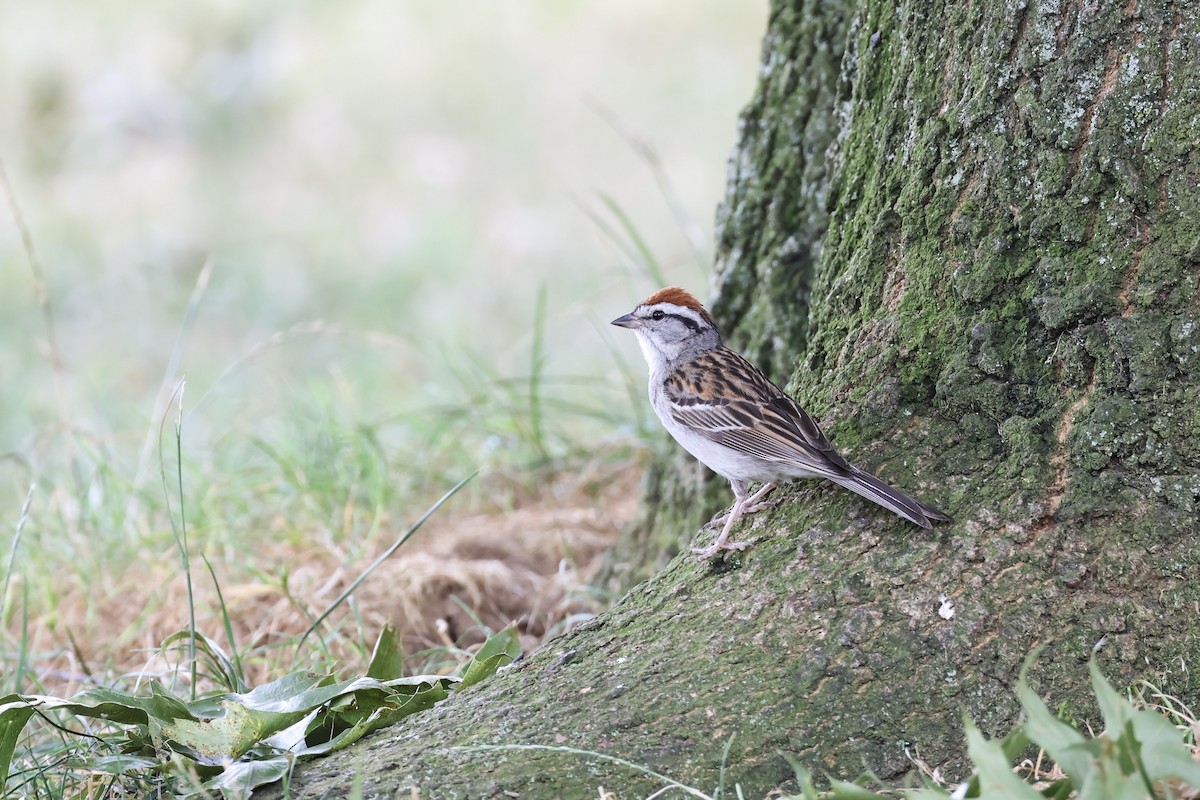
[665, 312, 700, 331]
[643, 307, 703, 331]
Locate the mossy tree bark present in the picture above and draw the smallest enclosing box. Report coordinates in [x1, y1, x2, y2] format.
[274, 1, 1200, 796]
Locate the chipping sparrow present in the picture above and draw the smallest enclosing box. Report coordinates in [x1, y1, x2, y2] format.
[612, 286, 951, 559]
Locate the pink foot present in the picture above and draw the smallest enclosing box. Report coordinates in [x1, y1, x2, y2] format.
[691, 539, 752, 561]
[703, 500, 777, 530]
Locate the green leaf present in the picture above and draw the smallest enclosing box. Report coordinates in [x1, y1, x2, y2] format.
[291, 714, 379, 758]
[159, 699, 305, 765]
[27, 682, 197, 726]
[1089, 661, 1134, 737]
[295, 704, 398, 758]
[160, 671, 451, 766]
[1081, 660, 1200, 798]
[385, 674, 459, 690]
[0, 677, 199, 780]
[963, 716, 1043, 799]
[827, 777, 890, 798]
[1125, 698, 1200, 789]
[779, 753, 820, 800]
[0, 695, 38, 786]
[235, 671, 338, 714]
[1039, 778, 1076, 800]
[195, 755, 293, 800]
[261, 709, 320, 754]
[288, 675, 395, 711]
[999, 725, 1033, 764]
[1016, 662, 1096, 784]
[2, 655, 460, 797]
[297, 681, 449, 757]
[458, 624, 521, 691]
[1077, 745, 1152, 800]
[366, 624, 405, 681]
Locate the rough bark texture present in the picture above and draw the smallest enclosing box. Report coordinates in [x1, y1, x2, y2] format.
[271, 1, 1200, 796]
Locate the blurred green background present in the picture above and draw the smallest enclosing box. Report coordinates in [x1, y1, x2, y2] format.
[1, 2, 767, 492]
[0, 3, 772, 735]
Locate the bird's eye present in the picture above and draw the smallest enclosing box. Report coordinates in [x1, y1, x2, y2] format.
[650, 310, 665, 320]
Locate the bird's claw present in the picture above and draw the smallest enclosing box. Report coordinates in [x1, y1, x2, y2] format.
[743, 500, 775, 516]
[702, 501, 776, 530]
[691, 540, 752, 561]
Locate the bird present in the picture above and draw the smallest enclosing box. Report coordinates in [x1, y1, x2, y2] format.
[611, 286, 951, 559]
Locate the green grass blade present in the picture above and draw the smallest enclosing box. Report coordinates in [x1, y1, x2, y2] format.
[158, 380, 197, 700]
[160, 629, 242, 695]
[297, 472, 477, 650]
[778, 754, 820, 800]
[0, 484, 33, 636]
[202, 554, 247, 693]
[715, 732, 735, 800]
[457, 743, 713, 799]
[587, 98, 709, 272]
[14, 586, 28, 696]
[598, 192, 666, 286]
[127, 259, 212, 527]
[574, 195, 647, 278]
[529, 284, 548, 462]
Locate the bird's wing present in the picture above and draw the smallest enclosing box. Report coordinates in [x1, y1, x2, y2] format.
[663, 348, 853, 476]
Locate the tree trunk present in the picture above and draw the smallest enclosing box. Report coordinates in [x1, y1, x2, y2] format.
[273, 0, 1200, 796]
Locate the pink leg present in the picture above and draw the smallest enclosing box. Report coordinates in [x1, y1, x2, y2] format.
[693, 481, 771, 560]
[703, 482, 778, 530]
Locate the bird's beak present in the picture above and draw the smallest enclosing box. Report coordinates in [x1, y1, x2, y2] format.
[610, 312, 640, 329]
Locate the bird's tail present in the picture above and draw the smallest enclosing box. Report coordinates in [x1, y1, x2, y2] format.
[831, 467, 951, 529]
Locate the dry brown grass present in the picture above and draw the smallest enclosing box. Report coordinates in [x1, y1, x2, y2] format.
[24, 460, 642, 696]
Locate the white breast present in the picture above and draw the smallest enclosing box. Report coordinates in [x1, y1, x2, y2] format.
[646, 377, 778, 483]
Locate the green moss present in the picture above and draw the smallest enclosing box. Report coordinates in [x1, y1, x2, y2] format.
[577, 0, 1200, 792]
